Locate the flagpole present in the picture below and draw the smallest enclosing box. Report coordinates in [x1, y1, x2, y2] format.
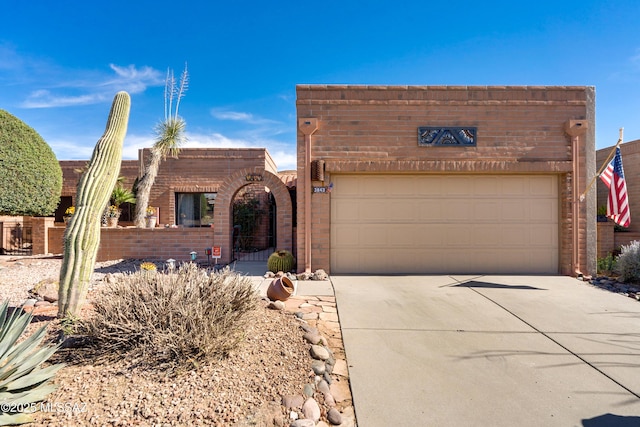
[579, 128, 623, 202]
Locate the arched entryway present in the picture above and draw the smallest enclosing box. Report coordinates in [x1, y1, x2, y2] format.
[214, 168, 293, 265]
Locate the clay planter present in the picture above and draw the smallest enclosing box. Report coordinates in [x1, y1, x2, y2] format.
[145, 216, 157, 228]
[267, 276, 295, 301]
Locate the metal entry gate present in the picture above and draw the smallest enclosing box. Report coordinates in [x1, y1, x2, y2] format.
[232, 190, 276, 262]
[1, 221, 33, 255]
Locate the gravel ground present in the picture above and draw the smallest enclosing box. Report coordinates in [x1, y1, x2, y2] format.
[0, 256, 320, 426]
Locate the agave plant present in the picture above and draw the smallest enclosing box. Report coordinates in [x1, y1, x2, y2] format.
[0, 300, 64, 425]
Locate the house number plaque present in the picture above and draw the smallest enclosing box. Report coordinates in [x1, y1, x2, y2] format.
[245, 173, 263, 182]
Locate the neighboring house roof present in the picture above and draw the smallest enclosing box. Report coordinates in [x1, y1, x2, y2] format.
[278, 170, 297, 188]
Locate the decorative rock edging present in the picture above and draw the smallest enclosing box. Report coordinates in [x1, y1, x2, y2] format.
[268, 294, 356, 427]
[588, 275, 640, 301]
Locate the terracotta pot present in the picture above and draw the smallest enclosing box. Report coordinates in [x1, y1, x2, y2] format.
[267, 276, 295, 301]
[106, 217, 119, 228]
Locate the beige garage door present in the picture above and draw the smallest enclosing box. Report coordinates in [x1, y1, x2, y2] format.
[330, 174, 559, 274]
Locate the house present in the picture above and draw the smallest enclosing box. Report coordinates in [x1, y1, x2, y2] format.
[596, 138, 640, 255]
[18, 85, 598, 275]
[50, 148, 295, 263]
[295, 85, 596, 275]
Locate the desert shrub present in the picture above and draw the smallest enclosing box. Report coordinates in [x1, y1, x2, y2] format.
[78, 263, 260, 369]
[614, 240, 640, 283]
[0, 109, 62, 216]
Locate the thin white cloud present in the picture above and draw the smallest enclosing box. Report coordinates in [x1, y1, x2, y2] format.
[22, 90, 107, 108]
[20, 63, 163, 108]
[210, 108, 280, 126]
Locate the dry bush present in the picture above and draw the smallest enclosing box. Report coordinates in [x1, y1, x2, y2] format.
[77, 263, 260, 369]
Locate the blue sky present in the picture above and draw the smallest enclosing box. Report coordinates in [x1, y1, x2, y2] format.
[1, 0, 639, 171]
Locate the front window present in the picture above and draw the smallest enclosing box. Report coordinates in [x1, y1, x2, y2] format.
[176, 192, 216, 227]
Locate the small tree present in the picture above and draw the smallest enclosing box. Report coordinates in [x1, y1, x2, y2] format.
[0, 110, 62, 216]
[134, 65, 188, 227]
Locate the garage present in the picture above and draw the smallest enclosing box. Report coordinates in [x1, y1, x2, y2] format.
[330, 174, 559, 274]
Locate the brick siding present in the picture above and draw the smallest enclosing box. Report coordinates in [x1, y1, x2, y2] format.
[297, 85, 596, 275]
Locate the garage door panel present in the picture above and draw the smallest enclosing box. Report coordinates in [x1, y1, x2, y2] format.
[447, 177, 474, 195]
[332, 200, 360, 221]
[332, 225, 361, 247]
[529, 225, 558, 246]
[418, 202, 443, 221]
[501, 201, 527, 222]
[529, 201, 558, 222]
[331, 175, 558, 274]
[530, 176, 557, 195]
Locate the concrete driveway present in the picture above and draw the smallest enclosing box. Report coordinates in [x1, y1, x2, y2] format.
[331, 275, 640, 427]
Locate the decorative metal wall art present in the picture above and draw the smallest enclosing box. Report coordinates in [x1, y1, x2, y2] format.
[418, 127, 477, 146]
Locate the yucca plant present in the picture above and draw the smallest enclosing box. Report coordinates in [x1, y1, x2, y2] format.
[0, 301, 64, 425]
[134, 65, 188, 227]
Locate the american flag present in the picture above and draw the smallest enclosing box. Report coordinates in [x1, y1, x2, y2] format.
[599, 147, 630, 227]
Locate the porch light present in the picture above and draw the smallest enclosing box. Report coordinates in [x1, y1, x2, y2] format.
[190, 251, 197, 262]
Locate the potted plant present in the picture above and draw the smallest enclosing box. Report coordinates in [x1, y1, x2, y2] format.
[63, 206, 75, 225]
[597, 205, 608, 222]
[106, 205, 121, 228]
[145, 206, 157, 228]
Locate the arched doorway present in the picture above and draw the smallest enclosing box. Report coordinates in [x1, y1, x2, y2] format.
[214, 168, 293, 265]
[232, 182, 276, 261]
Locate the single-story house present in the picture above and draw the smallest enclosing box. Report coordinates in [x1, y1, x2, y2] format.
[54, 148, 296, 263]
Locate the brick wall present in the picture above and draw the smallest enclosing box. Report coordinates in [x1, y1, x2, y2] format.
[297, 85, 596, 275]
[48, 226, 217, 262]
[138, 148, 274, 226]
[60, 161, 138, 199]
[54, 148, 291, 263]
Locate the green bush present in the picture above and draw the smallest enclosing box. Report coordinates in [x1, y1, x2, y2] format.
[77, 263, 260, 369]
[615, 240, 640, 283]
[0, 110, 62, 216]
[597, 253, 617, 275]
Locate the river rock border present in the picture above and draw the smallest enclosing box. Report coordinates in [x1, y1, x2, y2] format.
[268, 294, 356, 427]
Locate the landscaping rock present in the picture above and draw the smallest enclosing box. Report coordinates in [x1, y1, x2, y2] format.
[302, 398, 321, 422]
[313, 269, 328, 280]
[303, 383, 315, 397]
[268, 300, 286, 310]
[282, 394, 304, 410]
[310, 345, 330, 361]
[316, 379, 330, 395]
[303, 331, 323, 345]
[311, 360, 326, 375]
[327, 408, 343, 425]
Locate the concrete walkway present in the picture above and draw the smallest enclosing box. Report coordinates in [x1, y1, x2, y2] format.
[331, 275, 640, 427]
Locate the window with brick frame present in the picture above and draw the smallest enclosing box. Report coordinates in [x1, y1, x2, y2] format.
[175, 192, 216, 227]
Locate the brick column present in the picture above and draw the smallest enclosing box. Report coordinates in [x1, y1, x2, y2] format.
[31, 217, 55, 255]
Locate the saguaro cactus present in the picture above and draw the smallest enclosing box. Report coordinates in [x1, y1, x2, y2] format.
[58, 92, 130, 318]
